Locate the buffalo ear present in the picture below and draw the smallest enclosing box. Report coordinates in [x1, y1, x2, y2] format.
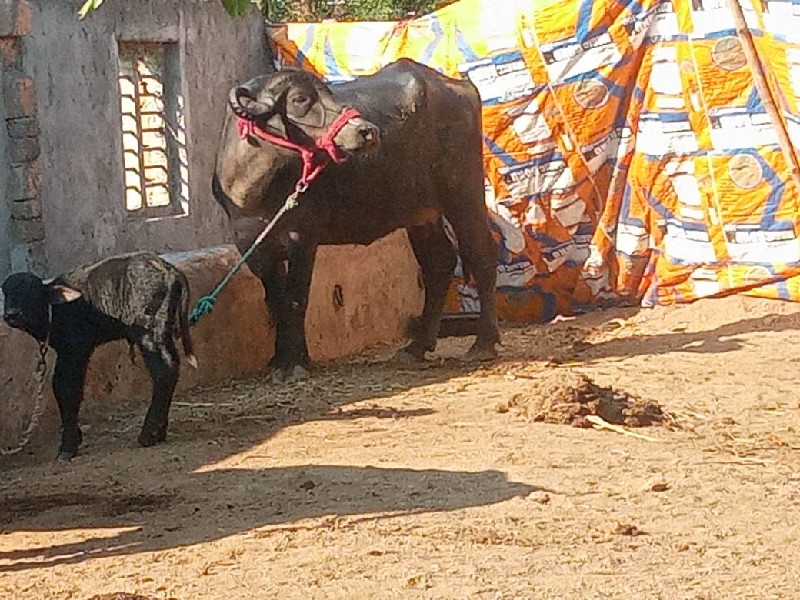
[47, 283, 83, 304]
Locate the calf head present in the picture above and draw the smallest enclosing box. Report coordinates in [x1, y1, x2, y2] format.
[2, 272, 82, 339]
[229, 68, 380, 156]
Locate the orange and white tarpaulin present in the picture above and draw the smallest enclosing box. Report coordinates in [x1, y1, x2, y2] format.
[267, 0, 800, 322]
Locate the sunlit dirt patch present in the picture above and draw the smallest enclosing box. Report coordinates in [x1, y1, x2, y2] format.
[86, 594, 167, 600]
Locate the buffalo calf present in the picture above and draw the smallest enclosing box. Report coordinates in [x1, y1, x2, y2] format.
[1, 252, 197, 460]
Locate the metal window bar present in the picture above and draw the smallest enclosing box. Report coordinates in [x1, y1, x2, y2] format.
[130, 61, 149, 212]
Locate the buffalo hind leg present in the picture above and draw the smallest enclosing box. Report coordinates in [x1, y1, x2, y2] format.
[137, 335, 180, 447]
[52, 348, 92, 460]
[263, 236, 318, 383]
[395, 219, 457, 361]
[445, 213, 501, 361]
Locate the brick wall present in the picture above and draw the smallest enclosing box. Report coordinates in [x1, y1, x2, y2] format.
[0, 0, 45, 277]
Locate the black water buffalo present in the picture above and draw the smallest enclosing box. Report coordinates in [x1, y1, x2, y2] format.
[212, 58, 500, 381]
[1, 252, 197, 460]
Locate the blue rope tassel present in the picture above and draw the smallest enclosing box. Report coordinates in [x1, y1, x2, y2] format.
[189, 294, 217, 326]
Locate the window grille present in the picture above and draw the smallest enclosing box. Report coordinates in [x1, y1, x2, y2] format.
[118, 41, 188, 217]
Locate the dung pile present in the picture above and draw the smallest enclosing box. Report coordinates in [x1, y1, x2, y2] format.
[501, 369, 666, 428]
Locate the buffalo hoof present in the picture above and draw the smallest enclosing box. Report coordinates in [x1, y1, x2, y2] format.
[271, 364, 311, 384]
[138, 428, 167, 448]
[392, 344, 429, 364]
[463, 343, 498, 363]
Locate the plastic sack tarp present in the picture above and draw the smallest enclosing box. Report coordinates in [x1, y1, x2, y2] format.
[266, 0, 800, 322]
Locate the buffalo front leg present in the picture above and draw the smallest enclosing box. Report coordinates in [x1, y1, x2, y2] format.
[446, 213, 501, 361]
[52, 349, 92, 460]
[396, 219, 457, 361]
[264, 235, 318, 383]
[233, 218, 310, 382]
[136, 335, 180, 447]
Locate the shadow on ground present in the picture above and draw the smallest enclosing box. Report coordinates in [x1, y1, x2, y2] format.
[0, 463, 540, 571]
[0, 348, 547, 570]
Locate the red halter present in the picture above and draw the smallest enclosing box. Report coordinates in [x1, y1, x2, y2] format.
[236, 107, 362, 192]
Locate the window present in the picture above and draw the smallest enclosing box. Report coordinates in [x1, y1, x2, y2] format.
[118, 41, 188, 217]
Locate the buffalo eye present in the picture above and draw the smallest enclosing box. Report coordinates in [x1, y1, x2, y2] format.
[290, 96, 310, 116]
[286, 90, 315, 118]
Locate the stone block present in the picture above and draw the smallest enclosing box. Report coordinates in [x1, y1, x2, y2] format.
[0, 1, 31, 36]
[9, 136, 39, 163]
[7, 116, 38, 138]
[0, 38, 21, 69]
[15, 0, 30, 35]
[9, 239, 45, 273]
[8, 163, 26, 200]
[11, 198, 41, 220]
[0, 1, 17, 37]
[15, 239, 43, 266]
[3, 74, 36, 118]
[27, 158, 41, 195]
[9, 160, 40, 199]
[10, 215, 44, 242]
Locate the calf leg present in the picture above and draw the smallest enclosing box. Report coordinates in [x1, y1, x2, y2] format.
[396, 219, 457, 361]
[52, 350, 92, 460]
[137, 335, 180, 447]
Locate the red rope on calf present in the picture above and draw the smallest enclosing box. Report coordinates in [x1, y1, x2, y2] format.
[236, 107, 362, 192]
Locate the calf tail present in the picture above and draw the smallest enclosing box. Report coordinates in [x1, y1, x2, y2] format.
[177, 276, 198, 370]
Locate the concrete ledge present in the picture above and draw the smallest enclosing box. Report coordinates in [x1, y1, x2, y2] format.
[0, 231, 422, 449]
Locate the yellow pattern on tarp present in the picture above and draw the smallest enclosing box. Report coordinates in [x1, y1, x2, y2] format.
[266, 0, 800, 322]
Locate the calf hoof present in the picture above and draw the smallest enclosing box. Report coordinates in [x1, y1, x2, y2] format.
[57, 427, 83, 461]
[270, 364, 311, 384]
[56, 449, 77, 461]
[463, 342, 498, 363]
[138, 428, 167, 448]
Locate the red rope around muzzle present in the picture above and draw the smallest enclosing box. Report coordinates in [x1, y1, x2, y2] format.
[236, 107, 363, 192]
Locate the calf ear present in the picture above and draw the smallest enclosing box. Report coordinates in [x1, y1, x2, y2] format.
[47, 283, 83, 304]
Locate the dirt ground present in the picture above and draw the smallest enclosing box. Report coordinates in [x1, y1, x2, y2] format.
[2, 294, 800, 599]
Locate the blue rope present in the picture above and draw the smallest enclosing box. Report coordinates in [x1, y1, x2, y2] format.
[190, 193, 299, 326]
